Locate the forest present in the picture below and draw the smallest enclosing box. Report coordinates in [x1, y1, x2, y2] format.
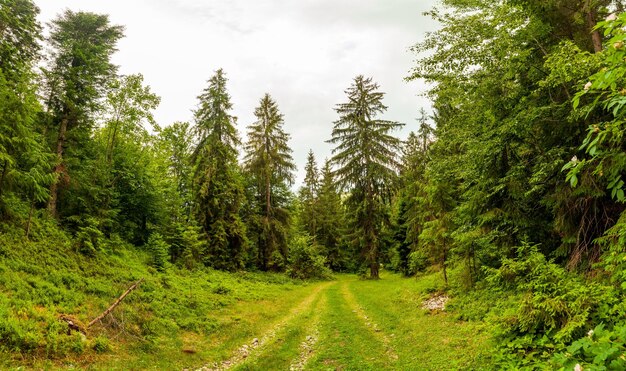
[2, 0, 626, 369]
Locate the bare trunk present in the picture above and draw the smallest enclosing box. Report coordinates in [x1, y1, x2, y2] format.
[48, 116, 68, 217]
[586, 3, 603, 53]
[370, 261, 379, 279]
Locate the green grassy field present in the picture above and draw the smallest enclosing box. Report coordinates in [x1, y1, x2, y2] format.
[0, 233, 494, 370]
[197, 274, 494, 370]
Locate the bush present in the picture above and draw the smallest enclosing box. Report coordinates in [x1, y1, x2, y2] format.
[71, 217, 105, 256]
[485, 244, 619, 366]
[92, 335, 111, 353]
[551, 322, 626, 370]
[287, 235, 332, 280]
[146, 233, 170, 272]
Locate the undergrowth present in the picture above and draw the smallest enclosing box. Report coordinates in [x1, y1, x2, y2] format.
[0, 218, 305, 368]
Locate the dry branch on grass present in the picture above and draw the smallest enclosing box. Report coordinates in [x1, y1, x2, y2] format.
[88, 278, 144, 328]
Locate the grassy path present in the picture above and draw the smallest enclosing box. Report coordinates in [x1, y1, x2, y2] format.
[195, 273, 494, 370]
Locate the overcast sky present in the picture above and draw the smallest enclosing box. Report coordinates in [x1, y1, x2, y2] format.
[36, 0, 439, 187]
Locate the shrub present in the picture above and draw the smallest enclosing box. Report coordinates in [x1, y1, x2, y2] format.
[552, 322, 626, 370]
[485, 244, 619, 365]
[146, 233, 170, 272]
[287, 235, 332, 280]
[71, 217, 105, 256]
[92, 335, 111, 353]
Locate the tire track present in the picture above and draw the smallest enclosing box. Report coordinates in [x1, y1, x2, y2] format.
[340, 281, 398, 362]
[288, 291, 328, 371]
[196, 281, 333, 371]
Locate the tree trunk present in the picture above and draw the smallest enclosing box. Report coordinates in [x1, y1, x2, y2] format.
[370, 261, 379, 279]
[48, 116, 69, 217]
[585, 3, 603, 53]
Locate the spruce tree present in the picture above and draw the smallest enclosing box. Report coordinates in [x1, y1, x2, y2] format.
[0, 0, 53, 222]
[299, 150, 320, 241]
[243, 93, 296, 270]
[192, 69, 247, 270]
[44, 10, 124, 217]
[328, 75, 403, 278]
[317, 159, 345, 271]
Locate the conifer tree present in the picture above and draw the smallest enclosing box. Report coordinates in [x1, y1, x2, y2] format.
[0, 0, 53, 221]
[299, 150, 320, 241]
[192, 69, 247, 270]
[328, 75, 403, 278]
[44, 10, 124, 217]
[243, 93, 296, 270]
[317, 159, 345, 270]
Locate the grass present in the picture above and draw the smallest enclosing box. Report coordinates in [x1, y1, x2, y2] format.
[307, 281, 391, 370]
[0, 224, 495, 370]
[0, 229, 315, 370]
[346, 273, 494, 370]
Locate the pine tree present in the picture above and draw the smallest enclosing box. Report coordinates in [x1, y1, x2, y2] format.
[317, 159, 345, 271]
[192, 69, 247, 270]
[299, 150, 320, 241]
[44, 10, 124, 217]
[243, 93, 296, 270]
[328, 75, 403, 278]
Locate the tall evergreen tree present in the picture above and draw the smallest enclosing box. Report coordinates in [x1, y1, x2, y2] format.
[0, 0, 52, 222]
[328, 75, 403, 278]
[243, 93, 296, 270]
[317, 159, 345, 271]
[192, 69, 246, 270]
[299, 149, 320, 241]
[44, 10, 124, 217]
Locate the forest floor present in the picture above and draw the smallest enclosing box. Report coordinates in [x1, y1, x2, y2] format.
[184, 273, 494, 371]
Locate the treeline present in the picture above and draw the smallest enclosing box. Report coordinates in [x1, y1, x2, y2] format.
[0, 1, 405, 279]
[403, 0, 626, 368]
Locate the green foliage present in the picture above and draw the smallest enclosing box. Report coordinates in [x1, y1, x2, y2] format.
[552, 323, 626, 370]
[146, 233, 170, 272]
[328, 75, 403, 278]
[566, 13, 626, 204]
[192, 69, 247, 271]
[486, 245, 619, 365]
[92, 335, 111, 353]
[71, 216, 105, 256]
[287, 235, 332, 280]
[316, 159, 347, 271]
[243, 93, 296, 271]
[0, 0, 52, 220]
[44, 9, 124, 217]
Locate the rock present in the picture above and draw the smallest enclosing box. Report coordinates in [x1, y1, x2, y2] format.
[421, 294, 449, 310]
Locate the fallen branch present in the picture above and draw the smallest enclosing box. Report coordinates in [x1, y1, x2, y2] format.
[88, 278, 144, 328]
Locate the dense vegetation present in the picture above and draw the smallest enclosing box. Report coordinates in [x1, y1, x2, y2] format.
[3, 0, 626, 369]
